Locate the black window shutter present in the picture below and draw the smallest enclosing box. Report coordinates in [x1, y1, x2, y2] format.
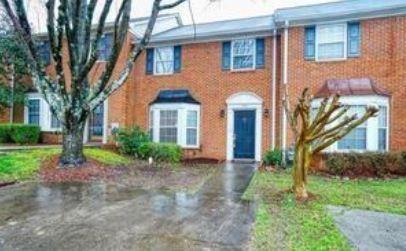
[256, 38, 265, 69]
[146, 48, 154, 75]
[304, 26, 316, 60]
[222, 41, 231, 70]
[348, 22, 361, 57]
[174, 45, 182, 73]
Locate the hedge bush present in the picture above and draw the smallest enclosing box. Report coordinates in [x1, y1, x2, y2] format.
[0, 124, 11, 143]
[138, 142, 182, 163]
[263, 148, 283, 167]
[115, 126, 150, 155]
[325, 152, 406, 177]
[0, 124, 40, 144]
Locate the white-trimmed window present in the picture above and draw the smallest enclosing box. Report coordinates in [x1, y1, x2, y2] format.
[312, 95, 389, 152]
[154, 46, 174, 75]
[378, 106, 388, 151]
[25, 93, 61, 132]
[316, 23, 347, 61]
[50, 113, 61, 129]
[159, 110, 178, 143]
[186, 110, 198, 146]
[150, 103, 200, 148]
[149, 110, 154, 140]
[231, 39, 255, 70]
[337, 106, 367, 150]
[28, 99, 40, 125]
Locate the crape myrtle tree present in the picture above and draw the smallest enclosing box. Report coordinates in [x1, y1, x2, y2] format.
[284, 88, 378, 200]
[0, 0, 186, 166]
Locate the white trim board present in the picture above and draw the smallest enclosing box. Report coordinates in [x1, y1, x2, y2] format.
[226, 92, 263, 162]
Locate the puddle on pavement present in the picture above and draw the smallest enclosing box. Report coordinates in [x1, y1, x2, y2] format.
[0, 163, 256, 250]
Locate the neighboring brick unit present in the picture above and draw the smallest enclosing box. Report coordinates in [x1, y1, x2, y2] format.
[282, 16, 406, 151]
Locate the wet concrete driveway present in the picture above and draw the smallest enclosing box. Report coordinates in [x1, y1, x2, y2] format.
[0, 163, 256, 251]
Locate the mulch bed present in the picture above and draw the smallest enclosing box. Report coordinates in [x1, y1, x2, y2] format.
[0, 181, 17, 188]
[39, 156, 128, 183]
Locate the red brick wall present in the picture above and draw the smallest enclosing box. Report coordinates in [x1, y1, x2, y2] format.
[282, 16, 406, 151]
[124, 37, 277, 160]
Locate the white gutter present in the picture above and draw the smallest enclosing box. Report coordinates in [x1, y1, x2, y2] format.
[271, 28, 277, 150]
[282, 20, 289, 161]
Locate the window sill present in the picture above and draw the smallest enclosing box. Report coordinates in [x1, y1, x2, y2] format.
[152, 72, 175, 77]
[315, 57, 347, 63]
[230, 68, 256, 73]
[182, 146, 200, 150]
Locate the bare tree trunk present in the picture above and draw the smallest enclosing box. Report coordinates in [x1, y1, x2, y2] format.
[60, 120, 86, 166]
[292, 141, 311, 199]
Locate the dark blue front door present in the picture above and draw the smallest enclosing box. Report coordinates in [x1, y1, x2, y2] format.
[234, 110, 256, 159]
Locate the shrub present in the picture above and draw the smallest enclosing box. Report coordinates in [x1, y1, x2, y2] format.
[263, 148, 283, 167]
[324, 152, 406, 177]
[115, 126, 150, 155]
[138, 142, 182, 163]
[0, 124, 40, 144]
[0, 124, 11, 143]
[9, 124, 41, 144]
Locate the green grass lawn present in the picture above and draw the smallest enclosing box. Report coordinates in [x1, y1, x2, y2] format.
[0, 148, 131, 182]
[243, 170, 406, 251]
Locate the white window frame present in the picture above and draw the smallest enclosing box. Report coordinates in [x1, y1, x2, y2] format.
[150, 103, 200, 148]
[337, 105, 368, 151]
[315, 23, 348, 61]
[378, 106, 389, 151]
[312, 95, 389, 153]
[231, 38, 256, 71]
[159, 109, 178, 144]
[25, 93, 61, 132]
[153, 46, 174, 75]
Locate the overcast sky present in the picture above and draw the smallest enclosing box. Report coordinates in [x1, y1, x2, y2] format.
[25, 0, 338, 32]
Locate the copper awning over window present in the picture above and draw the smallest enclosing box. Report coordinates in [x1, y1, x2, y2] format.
[314, 78, 391, 98]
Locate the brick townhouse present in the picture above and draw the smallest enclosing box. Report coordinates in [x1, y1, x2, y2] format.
[2, 0, 406, 161]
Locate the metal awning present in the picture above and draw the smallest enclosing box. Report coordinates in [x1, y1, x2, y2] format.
[314, 78, 391, 98]
[150, 89, 200, 104]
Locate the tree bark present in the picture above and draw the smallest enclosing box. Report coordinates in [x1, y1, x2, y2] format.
[60, 121, 86, 166]
[292, 141, 311, 200]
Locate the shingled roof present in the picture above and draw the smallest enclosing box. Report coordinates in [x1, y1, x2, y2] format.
[314, 78, 391, 98]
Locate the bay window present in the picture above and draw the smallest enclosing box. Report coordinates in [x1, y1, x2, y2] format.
[312, 96, 389, 152]
[25, 93, 62, 132]
[150, 103, 200, 148]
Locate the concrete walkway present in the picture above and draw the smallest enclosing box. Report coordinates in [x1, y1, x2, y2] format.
[328, 206, 406, 251]
[0, 163, 256, 250]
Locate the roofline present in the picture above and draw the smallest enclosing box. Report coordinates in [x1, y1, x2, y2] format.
[148, 14, 275, 45]
[33, 13, 181, 38]
[148, 30, 274, 47]
[274, 0, 406, 26]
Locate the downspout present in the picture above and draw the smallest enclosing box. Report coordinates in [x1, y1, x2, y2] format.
[282, 20, 289, 163]
[271, 24, 277, 150]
